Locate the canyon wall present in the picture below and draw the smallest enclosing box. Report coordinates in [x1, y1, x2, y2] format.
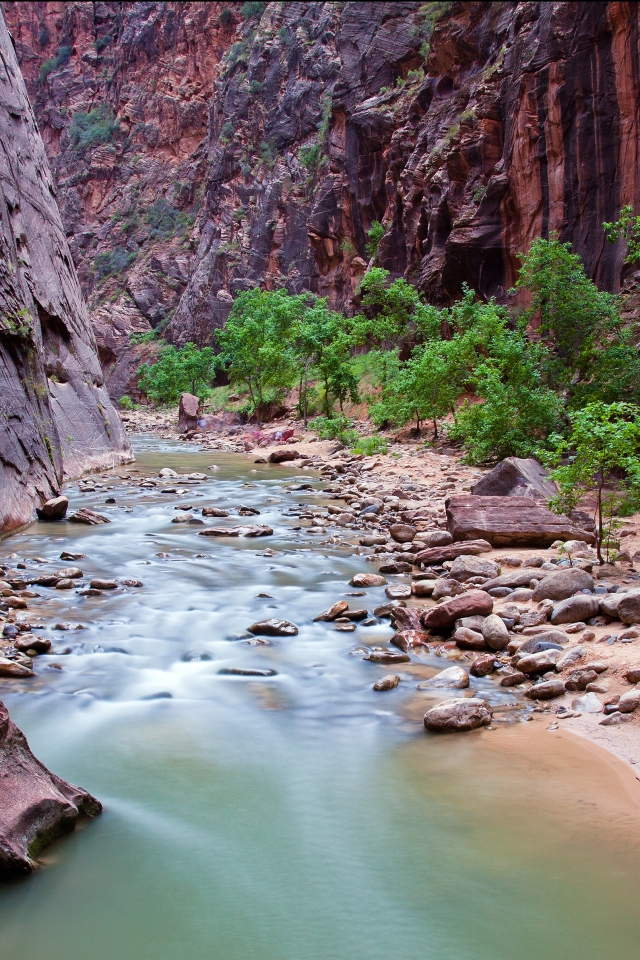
[5, 2, 640, 377]
[0, 9, 130, 534]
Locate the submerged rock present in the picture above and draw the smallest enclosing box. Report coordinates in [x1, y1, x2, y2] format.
[0, 701, 101, 879]
[373, 674, 400, 691]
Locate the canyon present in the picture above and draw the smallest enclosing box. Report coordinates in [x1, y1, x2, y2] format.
[5, 0, 639, 401]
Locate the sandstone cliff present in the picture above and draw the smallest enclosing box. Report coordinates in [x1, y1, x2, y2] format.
[6, 2, 640, 368]
[0, 9, 130, 534]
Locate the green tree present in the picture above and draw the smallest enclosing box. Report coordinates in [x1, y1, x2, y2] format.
[546, 402, 640, 564]
[603, 205, 640, 264]
[365, 221, 385, 259]
[138, 342, 218, 405]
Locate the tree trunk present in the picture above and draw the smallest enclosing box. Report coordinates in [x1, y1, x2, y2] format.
[596, 483, 604, 565]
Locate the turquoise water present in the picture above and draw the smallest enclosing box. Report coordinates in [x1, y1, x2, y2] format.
[1, 441, 639, 959]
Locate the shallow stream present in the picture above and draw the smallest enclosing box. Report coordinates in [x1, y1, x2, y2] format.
[1, 440, 640, 960]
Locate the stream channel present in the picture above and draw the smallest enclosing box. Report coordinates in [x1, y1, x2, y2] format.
[1, 438, 640, 960]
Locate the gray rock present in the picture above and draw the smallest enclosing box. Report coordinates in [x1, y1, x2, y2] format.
[54, 567, 83, 579]
[532, 568, 594, 602]
[516, 648, 562, 674]
[571, 692, 603, 713]
[389, 523, 416, 543]
[555, 646, 585, 671]
[448, 555, 500, 582]
[481, 613, 510, 651]
[550, 594, 600, 625]
[564, 669, 599, 691]
[373, 674, 400, 691]
[617, 592, 640, 625]
[416, 666, 470, 689]
[424, 698, 493, 732]
[471, 457, 558, 501]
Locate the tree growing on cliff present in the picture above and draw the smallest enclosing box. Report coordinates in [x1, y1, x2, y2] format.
[546, 403, 640, 564]
[138, 342, 218, 405]
[603, 205, 640, 265]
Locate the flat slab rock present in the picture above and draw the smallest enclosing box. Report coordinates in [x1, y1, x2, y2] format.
[0, 701, 101, 879]
[413, 540, 492, 566]
[445, 496, 595, 547]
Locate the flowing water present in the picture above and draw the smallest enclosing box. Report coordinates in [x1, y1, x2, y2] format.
[1, 439, 640, 960]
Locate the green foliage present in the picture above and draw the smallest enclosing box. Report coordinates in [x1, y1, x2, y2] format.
[259, 139, 277, 166]
[129, 330, 158, 345]
[299, 141, 323, 172]
[70, 104, 118, 150]
[248, 79, 263, 94]
[38, 24, 50, 49]
[95, 35, 112, 53]
[138, 342, 218, 405]
[310, 415, 358, 446]
[546, 403, 640, 563]
[220, 121, 234, 142]
[144, 198, 193, 239]
[94, 247, 136, 279]
[293, 299, 359, 421]
[39, 44, 72, 81]
[219, 7, 234, 26]
[228, 40, 248, 64]
[350, 435, 388, 456]
[604, 205, 640, 265]
[365, 221, 385, 259]
[118, 396, 134, 410]
[242, 1, 267, 19]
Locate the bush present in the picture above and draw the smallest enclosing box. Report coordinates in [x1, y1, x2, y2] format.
[365, 221, 385, 259]
[219, 7, 234, 26]
[39, 45, 71, 82]
[350, 435, 388, 456]
[144, 198, 192, 239]
[94, 247, 136, 279]
[129, 330, 158, 344]
[221, 121, 234, 141]
[242, 1, 266, 19]
[38, 24, 50, 49]
[310, 415, 358, 446]
[95, 35, 112, 53]
[138, 342, 218, 405]
[118, 396, 134, 410]
[70, 104, 118, 150]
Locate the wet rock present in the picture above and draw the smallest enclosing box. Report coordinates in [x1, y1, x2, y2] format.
[199, 525, 273, 538]
[524, 678, 566, 699]
[359, 536, 388, 547]
[390, 629, 430, 652]
[379, 561, 413, 574]
[414, 540, 492, 566]
[471, 457, 558, 501]
[481, 614, 510, 651]
[54, 567, 83, 579]
[446, 495, 594, 547]
[422, 590, 493, 631]
[412, 581, 435, 597]
[453, 627, 487, 650]
[0, 701, 101, 879]
[314, 600, 349, 621]
[549, 594, 600, 625]
[448, 555, 500, 582]
[268, 449, 301, 464]
[374, 600, 406, 618]
[385, 584, 412, 600]
[389, 608, 423, 633]
[350, 573, 387, 588]
[343, 609, 368, 621]
[55, 579, 75, 590]
[365, 649, 410, 664]
[389, 523, 416, 543]
[470, 654, 497, 677]
[14, 637, 51, 655]
[68, 509, 110, 525]
[36, 497, 68, 522]
[77, 588, 102, 597]
[571, 692, 603, 713]
[417, 666, 470, 689]
[617, 592, 640, 625]
[218, 667, 277, 677]
[516, 648, 562, 674]
[424, 698, 493, 732]
[0, 658, 34, 677]
[531, 568, 594, 602]
[373, 674, 400, 691]
[89, 579, 118, 590]
[121, 579, 143, 588]
[247, 619, 298, 637]
[60, 552, 86, 561]
[159, 468, 179, 478]
[500, 670, 526, 686]
[202, 507, 230, 517]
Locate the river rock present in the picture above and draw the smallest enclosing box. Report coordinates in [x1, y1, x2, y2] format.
[453, 627, 487, 650]
[524, 678, 566, 699]
[617, 592, 640, 624]
[350, 573, 387, 588]
[424, 698, 493, 732]
[599, 711, 632, 726]
[202, 507, 229, 517]
[624, 667, 640, 684]
[412, 581, 435, 597]
[314, 600, 349, 621]
[413, 540, 492, 566]
[481, 614, 510, 651]
[365, 650, 410, 664]
[445, 495, 594, 547]
[0, 701, 101, 879]
[55, 579, 74, 590]
[531, 568, 594, 601]
[389, 523, 416, 543]
[564, 669, 599, 691]
[571, 692, 603, 713]
[501, 670, 526, 686]
[373, 674, 400, 691]
[36, 496, 69, 522]
[360, 536, 388, 547]
[448, 555, 500, 582]
[159, 468, 179, 478]
[68, 508, 110, 525]
[247, 619, 298, 636]
[598, 591, 627, 618]
[516, 648, 562, 674]
[555, 646, 585, 671]
[516, 631, 567, 651]
[14, 637, 51, 655]
[268, 449, 300, 463]
[0, 658, 34, 678]
[390, 606, 423, 631]
[218, 667, 277, 677]
[417, 666, 470, 689]
[617, 689, 640, 713]
[470, 654, 497, 677]
[421, 590, 493, 631]
[471, 457, 558, 500]
[90, 579, 118, 590]
[385, 584, 412, 600]
[54, 567, 83, 579]
[390, 629, 430, 652]
[481, 570, 542, 591]
[238, 524, 273, 537]
[549, 594, 600, 625]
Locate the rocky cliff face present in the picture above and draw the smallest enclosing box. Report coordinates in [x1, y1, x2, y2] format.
[6, 2, 640, 363]
[0, 9, 130, 535]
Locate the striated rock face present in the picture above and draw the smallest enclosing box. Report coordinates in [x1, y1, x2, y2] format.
[0, 10, 130, 534]
[6, 2, 640, 360]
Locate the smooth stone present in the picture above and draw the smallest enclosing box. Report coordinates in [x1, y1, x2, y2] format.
[481, 613, 510, 651]
[54, 567, 82, 579]
[500, 670, 526, 686]
[617, 689, 640, 713]
[550, 594, 600, 625]
[385, 584, 412, 600]
[422, 590, 493, 631]
[424, 698, 493, 732]
[599, 711, 631, 726]
[14, 637, 51, 654]
[373, 674, 400, 691]
[89, 580, 118, 590]
[516, 648, 562, 674]
[313, 600, 349, 621]
[365, 650, 410, 664]
[453, 627, 487, 650]
[571, 692, 603, 713]
[0, 658, 34, 677]
[202, 507, 229, 517]
[564, 669, 599, 691]
[524, 678, 566, 699]
[617, 592, 640, 624]
[417, 666, 470, 690]
[247, 619, 298, 636]
[532, 568, 594, 602]
[55, 579, 74, 590]
[389, 523, 416, 543]
[36, 496, 68, 522]
[218, 668, 277, 677]
[555, 646, 585, 671]
[470, 654, 497, 677]
[624, 667, 640, 683]
[350, 573, 387, 588]
[449, 555, 500, 582]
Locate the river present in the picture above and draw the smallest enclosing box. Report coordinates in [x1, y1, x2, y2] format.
[1, 439, 640, 960]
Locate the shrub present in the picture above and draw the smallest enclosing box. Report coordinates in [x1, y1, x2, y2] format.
[118, 396, 134, 410]
[350, 435, 388, 456]
[365, 221, 385, 259]
[70, 104, 118, 150]
[221, 121, 234, 141]
[129, 330, 158, 344]
[95, 35, 112, 53]
[219, 7, 234, 26]
[144, 198, 192, 239]
[39, 45, 71, 82]
[242, 1, 267, 19]
[94, 247, 136, 279]
[310, 415, 358, 446]
[38, 24, 50, 49]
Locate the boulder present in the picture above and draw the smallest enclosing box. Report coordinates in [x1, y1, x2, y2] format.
[617, 592, 640, 625]
[0, 701, 101, 879]
[445, 496, 595, 547]
[470, 654, 497, 677]
[524, 679, 566, 699]
[471, 457, 558, 501]
[268, 449, 301, 464]
[531, 568, 594, 601]
[389, 523, 416, 543]
[617, 689, 640, 713]
[549, 595, 600, 625]
[424, 698, 493, 732]
[36, 496, 68, 522]
[373, 675, 400, 691]
[481, 614, 510, 651]
[421, 590, 493, 631]
[516, 648, 562, 674]
[482, 570, 543, 591]
[448, 555, 500, 582]
[349, 573, 387, 588]
[413, 540, 492, 566]
[247, 619, 298, 636]
[417, 666, 469, 689]
[178, 393, 201, 427]
[68, 508, 110, 525]
[390, 629, 430, 652]
[313, 601, 349, 622]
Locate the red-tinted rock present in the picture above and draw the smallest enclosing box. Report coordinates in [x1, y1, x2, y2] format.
[268, 449, 301, 463]
[0, 701, 101, 879]
[36, 496, 69, 521]
[421, 590, 494, 631]
[445, 496, 595, 547]
[390, 629, 430, 652]
[471, 457, 558, 501]
[178, 393, 201, 427]
[413, 540, 492, 566]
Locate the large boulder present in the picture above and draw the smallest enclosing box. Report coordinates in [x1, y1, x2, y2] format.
[0, 701, 101, 879]
[36, 496, 68, 521]
[416, 666, 470, 689]
[549, 594, 600, 624]
[445, 496, 595, 547]
[178, 393, 201, 428]
[471, 457, 558, 500]
[531, 568, 594, 601]
[617, 592, 640, 625]
[421, 590, 493, 630]
[448, 555, 500, 582]
[481, 569, 542, 591]
[424, 698, 493, 732]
